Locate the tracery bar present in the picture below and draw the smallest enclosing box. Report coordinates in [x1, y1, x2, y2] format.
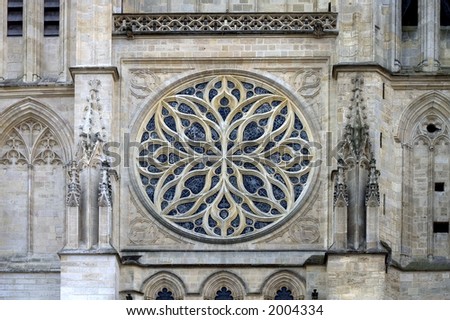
[112, 12, 338, 35]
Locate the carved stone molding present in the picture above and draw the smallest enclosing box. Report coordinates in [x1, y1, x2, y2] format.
[113, 13, 338, 36]
[291, 69, 321, 98]
[288, 216, 321, 244]
[130, 69, 160, 99]
[365, 158, 380, 207]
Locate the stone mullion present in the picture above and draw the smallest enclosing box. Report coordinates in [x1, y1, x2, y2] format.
[400, 143, 412, 264]
[418, 0, 440, 71]
[427, 143, 435, 259]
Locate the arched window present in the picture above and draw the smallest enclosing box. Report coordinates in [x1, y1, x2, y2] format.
[215, 287, 233, 300]
[156, 288, 175, 300]
[274, 287, 294, 300]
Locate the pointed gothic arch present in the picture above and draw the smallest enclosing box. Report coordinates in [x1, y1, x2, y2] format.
[0, 98, 73, 163]
[141, 271, 186, 300]
[395, 91, 450, 262]
[260, 270, 306, 300]
[201, 271, 246, 300]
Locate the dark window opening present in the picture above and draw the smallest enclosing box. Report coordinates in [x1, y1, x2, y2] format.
[402, 0, 418, 27]
[427, 123, 439, 133]
[435, 182, 445, 192]
[433, 222, 449, 233]
[44, 0, 60, 36]
[7, 0, 23, 37]
[275, 287, 294, 300]
[215, 287, 233, 300]
[442, 0, 450, 26]
[155, 288, 174, 300]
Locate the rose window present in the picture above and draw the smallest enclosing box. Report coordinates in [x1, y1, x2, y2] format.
[136, 74, 313, 240]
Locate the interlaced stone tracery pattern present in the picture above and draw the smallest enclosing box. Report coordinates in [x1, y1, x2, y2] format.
[113, 13, 338, 36]
[137, 75, 312, 240]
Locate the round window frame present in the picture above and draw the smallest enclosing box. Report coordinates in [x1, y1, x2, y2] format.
[128, 70, 320, 244]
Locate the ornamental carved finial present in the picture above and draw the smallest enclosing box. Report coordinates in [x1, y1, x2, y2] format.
[66, 160, 81, 207]
[333, 158, 349, 207]
[98, 160, 112, 207]
[365, 158, 380, 207]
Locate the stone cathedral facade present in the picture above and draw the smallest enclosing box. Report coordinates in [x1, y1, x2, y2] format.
[1, 0, 450, 300]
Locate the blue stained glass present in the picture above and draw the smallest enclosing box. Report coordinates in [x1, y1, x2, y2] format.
[300, 130, 309, 140]
[150, 178, 159, 185]
[243, 122, 264, 141]
[243, 82, 254, 90]
[208, 216, 217, 227]
[271, 208, 281, 215]
[229, 128, 237, 140]
[204, 174, 216, 188]
[291, 131, 299, 137]
[290, 177, 299, 184]
[147, 165, 160, 173]
[196, 103, 207, 113]
[254, 201, 271, 213]
[273, 115, 286, 130]
[168, 101, 178, 108]
[147, 144, 161, 152]
[227, 167, 233, 174]
[140, 175, 149, 185]
[274, 174, 285, 184]
[180, 118, 189, 127]
[243, 163, 258, 170]
[161, 201, 168, 210]
[209, 89, 218, 100]
[163, 174, 175, 184]
[264, 142, 276, 151]
[193, 146, 205, 153]
[139, 161, 148, 167]
[185, 175, 206, 194]
[220, 97, 229, 106]
[254, 221, 271, 229]
[141, 132, 149, 142]
[288, 164, 302, 172]
[282, 153, 292, 161]
[215, 167, 221, 174]
[294, 185, 303, 199]
[258, 189, 268, 197]
[177, 222, 194, 230]
[243, 226, 254, 234]
[218, 196, 230, 209]
[195, 218, 202, 225]
[214, 81, 222, 89]
[139, 149, 149, 157]
[255, 103, 271, 113]
[206, 193, 218, 204]
[242, 203, 252, 213]
[193, 163, 205, 170]
[270, 153, 281, 163]
[231, 112, 243, 123]
[246, 218, 253, 225]
[280, 105, 288, 114]
[243, 175, 264, 194]
[219, 210, 228, 219]
[197, 203, 207, 213]
[162, 108, 169, 116]
[168, 210, 177, 216]
[157, 154, 168, 163]
[229, 176, 238, 188]
[272, 100, 282, 107]
[246, 91, 254, 99]
[185, 123, 206, 141]
[274, 133, 285, 142]
[195, 82, 207, 90]
[280, 200, 287, 209]
[206, 112, 218, 123]
[231, 193, 242, 204]
[227, 81, 235, 88]
[163, 186, 176, 201]
[178, 87, 195, 95]
[146, 116, 156, 131]
[174, 165, 185, 176]
[301, 148, 309, 155]
[272, 185, 285, 200]
[163, 132, 175, 142]
[211, 128, 219, 141]
[181, 189, 190, 198]
[275, 287, 294, 300]
[227, 228, 234, 235]
[294, 116, 304, 130]
[146, 186, 155, 201]
[242, 103, 253, 113]
[302, 160, 310, 167]
[259, 118, 268, 126]
[232, 89, 241, 100]
[255, 87, 271, 94]
[300, 173, 309, 184]
[287, 143, 301, 151]
[227, 142, 235, 151]
[156, 288, 174, 300]
[169, 153, 180, 164]
[231, 216, 240, 227]
[195, 227, 207, 234]
[218, 107, 231, 120]
[177, 202, 195, 213]
[215, 287, 233, 300]
[178, 103, 195, 114]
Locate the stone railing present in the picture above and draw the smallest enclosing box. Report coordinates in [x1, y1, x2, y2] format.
[112, 12, 338, 37]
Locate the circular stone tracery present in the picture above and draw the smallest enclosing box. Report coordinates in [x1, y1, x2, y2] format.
[136, 74, 313, 240]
